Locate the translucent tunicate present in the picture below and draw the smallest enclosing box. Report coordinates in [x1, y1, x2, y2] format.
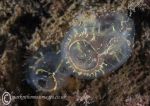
[61, 12, 135, 78]
[26, 47, 68, 92]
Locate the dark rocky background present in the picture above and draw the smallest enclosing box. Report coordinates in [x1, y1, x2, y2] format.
[0, 0, 150, 106]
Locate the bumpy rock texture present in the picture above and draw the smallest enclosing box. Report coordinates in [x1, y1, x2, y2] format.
[0, 0, 150, 106]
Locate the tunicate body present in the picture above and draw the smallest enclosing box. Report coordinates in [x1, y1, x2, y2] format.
[26, 47, 68, 92]
[61, 12, 135, 78]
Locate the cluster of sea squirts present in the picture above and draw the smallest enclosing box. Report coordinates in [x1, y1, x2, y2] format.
[26, 12, 135, 92]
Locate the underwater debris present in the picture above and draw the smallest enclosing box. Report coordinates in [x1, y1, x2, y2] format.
[144, 0, 150, 6]
[125, 94, 150, 106]
[61, 11, 135, 78]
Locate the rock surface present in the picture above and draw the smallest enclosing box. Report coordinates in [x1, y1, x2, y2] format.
[0, 0, 150, 106]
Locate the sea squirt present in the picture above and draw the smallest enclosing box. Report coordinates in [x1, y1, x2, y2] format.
[61, 12, 135, 78]
[26, 46, 68, 92]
